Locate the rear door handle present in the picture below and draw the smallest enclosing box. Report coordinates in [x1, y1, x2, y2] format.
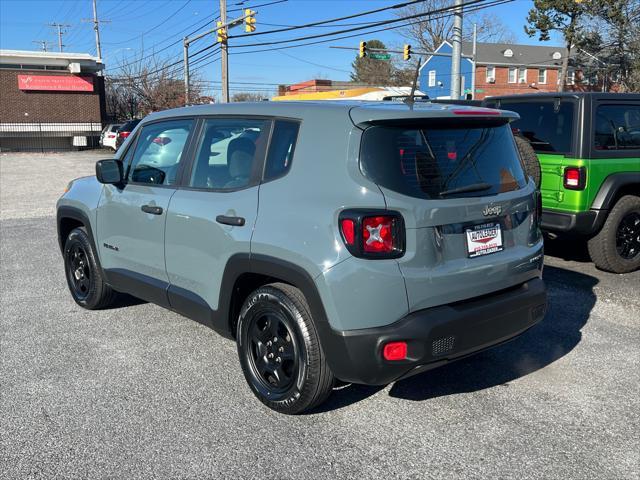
[141, 205, 163, 215]
[216, 215, 245, 226]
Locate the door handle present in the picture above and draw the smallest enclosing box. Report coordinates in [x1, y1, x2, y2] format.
[216, 215, 245, 226]
[141, 205, 163, 215]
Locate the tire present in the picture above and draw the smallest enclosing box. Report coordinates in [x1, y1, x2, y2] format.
[587, 195, 640, 273]
[515, 135, 541, 189]
[236, 283, 335, 414]
[63, 227, 116, 309]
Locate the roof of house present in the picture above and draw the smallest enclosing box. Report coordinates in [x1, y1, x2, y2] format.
[461, 42, 575, 68]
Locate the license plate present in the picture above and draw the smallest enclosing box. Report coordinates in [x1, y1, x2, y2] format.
[466, 222, 503, 258]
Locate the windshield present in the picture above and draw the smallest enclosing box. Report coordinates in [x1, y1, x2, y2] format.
[485, 100, 575, 154]
[360, 123, 527, 200]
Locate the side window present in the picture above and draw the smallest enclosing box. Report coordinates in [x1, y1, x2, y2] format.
[127, 119, 193, 185]
[264, 120, 300, 181]
[190, 118, 269, 190]
[594, 104, 640, 150]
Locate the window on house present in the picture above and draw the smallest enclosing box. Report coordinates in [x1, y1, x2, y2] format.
[428, 70, 436, 87]
[508, 67, 517, 83]
[538, 68, 547, 84]
[486, 66, 495, 82]
[566, 69, 575, 85]
[518, 67, 527, 83]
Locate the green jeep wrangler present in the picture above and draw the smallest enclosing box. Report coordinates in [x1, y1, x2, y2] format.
[483, 93, 640, 273]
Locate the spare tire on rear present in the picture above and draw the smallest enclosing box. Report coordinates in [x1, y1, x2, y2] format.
[514, 135, 541, 189]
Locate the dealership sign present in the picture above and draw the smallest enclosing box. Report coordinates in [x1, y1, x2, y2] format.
[17, 75, 94, 92]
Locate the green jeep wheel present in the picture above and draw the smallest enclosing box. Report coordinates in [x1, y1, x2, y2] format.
[588, 195, 640, 273]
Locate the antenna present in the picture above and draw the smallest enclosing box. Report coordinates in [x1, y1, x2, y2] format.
[404, 57, 422, 109]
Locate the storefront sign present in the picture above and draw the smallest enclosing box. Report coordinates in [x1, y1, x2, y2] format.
[17, 75, 94, 92]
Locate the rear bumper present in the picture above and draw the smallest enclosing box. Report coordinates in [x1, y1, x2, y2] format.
[321, 278, 547, 385]
[541, 209, 607, 236]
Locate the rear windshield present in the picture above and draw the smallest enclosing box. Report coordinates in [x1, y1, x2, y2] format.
[485, 100, 575, 154]
[360, 123, 527, 200]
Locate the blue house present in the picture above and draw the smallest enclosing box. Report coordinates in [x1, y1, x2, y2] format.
[419, 41, 474, 99]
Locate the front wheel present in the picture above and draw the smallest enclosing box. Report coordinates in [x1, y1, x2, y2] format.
[236, 283, 335, 414]
[63, 227, 116, 309]
[587, 195, 640, 273]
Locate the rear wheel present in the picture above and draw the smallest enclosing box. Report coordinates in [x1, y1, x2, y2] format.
[236, 283, 334, 414]
[587, 195, 640, 273]
[514, 135, 541, 189]
[63, 227, 116, 309]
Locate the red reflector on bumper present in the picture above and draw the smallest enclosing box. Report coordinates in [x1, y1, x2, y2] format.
[383, 341, 407, 361]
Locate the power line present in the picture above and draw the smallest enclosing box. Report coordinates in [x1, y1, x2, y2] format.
[229, 0, 478, 39]
[228, 0, 510, 56]
[229, 0, 488, 47]
[106, 0, 193, 46]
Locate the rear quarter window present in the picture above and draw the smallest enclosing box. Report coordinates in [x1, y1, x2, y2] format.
[360, 122, 527, 200]
[485, 100, 575, 154]
[594, 104, 640, 151]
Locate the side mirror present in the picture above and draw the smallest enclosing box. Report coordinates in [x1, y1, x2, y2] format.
[96, 159, 123, 184]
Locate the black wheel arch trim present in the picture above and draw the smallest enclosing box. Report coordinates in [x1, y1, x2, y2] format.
[591, 173, 640, 210]
[57, 206, 99, 256]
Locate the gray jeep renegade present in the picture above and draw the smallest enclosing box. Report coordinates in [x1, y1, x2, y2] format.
[57, 101, 547, 414]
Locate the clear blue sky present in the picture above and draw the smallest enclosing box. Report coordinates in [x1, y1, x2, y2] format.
[0, 0, 564, 97]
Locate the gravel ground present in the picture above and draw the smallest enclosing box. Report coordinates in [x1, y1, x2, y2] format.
[1, 152, 639, 479]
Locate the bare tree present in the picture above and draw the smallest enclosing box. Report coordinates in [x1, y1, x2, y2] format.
[396, 1, 516, 53]
[231, 92, 268, 102]
[105, 53, 203, 121]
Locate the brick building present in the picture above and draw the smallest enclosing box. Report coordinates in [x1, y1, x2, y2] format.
[418, 41, 592, 100]
[0, 50, 105, 151]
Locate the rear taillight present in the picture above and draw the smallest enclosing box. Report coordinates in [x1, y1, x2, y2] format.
[119, 131, 130, 139]
[563, 167, 586, 190]
[339, 210, 405, 259]
[340, 218, 355, 245]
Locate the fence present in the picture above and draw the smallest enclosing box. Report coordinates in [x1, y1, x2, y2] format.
[0, 122, 103, 152]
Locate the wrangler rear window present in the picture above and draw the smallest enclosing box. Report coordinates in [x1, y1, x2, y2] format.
[360, 123, 527, 200]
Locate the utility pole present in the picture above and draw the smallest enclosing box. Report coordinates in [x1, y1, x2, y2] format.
[32, 40, 49, 52]
[471, 23, 477, 99]
[183, 8, 256, 105]
[450, 0, 463, 99]
[184, 38, 190, 105]
[220, 0, 229, 103]
[48, 23, 71, 52]
[82, 0, 109, 61]
[92, 0, 102, 59]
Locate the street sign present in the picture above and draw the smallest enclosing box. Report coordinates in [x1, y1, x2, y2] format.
[369, 53, 391, 60]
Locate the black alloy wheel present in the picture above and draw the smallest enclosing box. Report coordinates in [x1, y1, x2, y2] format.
[67, 243, 91, 300]
[63, 227, 115, 309]
[616, 211, 640, 260]
[236, 283, 335, 414]
[246, 310, 300, 393]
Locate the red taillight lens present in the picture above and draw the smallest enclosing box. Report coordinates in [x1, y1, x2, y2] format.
[338, 210, 405, 259]
[119, 131, 130, 139]
[340, 218, 355, 245]
[362, 216, 394, 253]
[563, 167, 586, 190]
[383, 341, 407, 361]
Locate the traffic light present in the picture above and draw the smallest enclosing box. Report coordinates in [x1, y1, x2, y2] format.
[244, 9, 256, 33]
[403, 44, 412, 61]
[216, 21, 227, 43]
[359, 41, 367, 58]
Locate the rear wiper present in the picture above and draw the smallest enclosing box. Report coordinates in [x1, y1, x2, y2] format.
[438, 182, 492, 197]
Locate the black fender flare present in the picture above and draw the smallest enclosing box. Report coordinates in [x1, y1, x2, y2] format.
[56, 206, 99, 256]
[218, 253, 354, 380]
[591, 173, 640, 210]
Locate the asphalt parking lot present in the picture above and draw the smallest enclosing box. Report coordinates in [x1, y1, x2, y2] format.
[1, 151, 639, 479]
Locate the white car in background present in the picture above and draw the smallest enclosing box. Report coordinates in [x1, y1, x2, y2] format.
[99, 124, 122, 151]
